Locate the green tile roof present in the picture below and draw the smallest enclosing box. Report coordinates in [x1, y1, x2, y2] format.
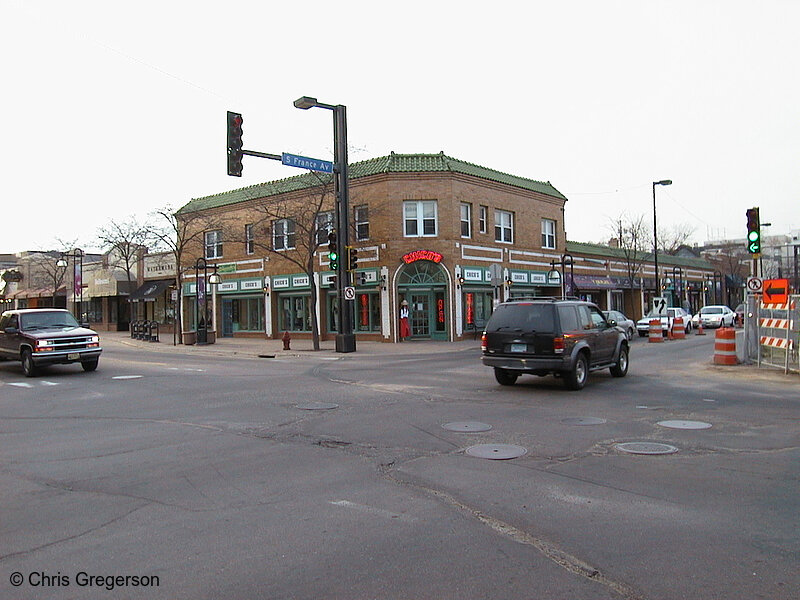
[566, 240, 714, 269]
[177, 152, 567, 214]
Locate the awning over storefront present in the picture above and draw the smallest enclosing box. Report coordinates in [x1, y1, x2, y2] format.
[129, 279, 173, 302]
[10, 287, 61, 299]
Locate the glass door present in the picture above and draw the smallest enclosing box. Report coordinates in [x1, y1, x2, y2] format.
[410, 293, 431, 337]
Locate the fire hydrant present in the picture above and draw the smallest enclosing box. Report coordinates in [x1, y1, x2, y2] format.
[282, 330, 291, 351]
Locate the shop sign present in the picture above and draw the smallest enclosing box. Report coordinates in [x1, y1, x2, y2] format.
[402, 250, 443, 264]
[292, 275, 310, 288]
[462, 268, 483, 281]
[218, 282, 238, 292]
[241, 280, 262, 290]
[511, 272, 528, 284]
[530, 273, 547, 284]
[218, 263, 237, 274]
[272, 277, 290, 289]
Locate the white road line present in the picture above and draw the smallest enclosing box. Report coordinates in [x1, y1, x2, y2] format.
[112, 375, 143, 380]
[8, 382, 33, 388]
[329, 500, 417, 522]
[40, 381, 59, 386]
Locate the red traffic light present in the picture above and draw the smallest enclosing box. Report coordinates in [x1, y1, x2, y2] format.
[227, 111, 244, 177]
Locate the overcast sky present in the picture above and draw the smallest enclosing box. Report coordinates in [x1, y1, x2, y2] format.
[2, 0, 797, 254]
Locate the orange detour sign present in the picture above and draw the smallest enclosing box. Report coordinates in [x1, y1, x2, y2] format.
[762, 278, 789, 305]
[648, 319, 664, 343]
[713, 327, 738, 365]
[672, 317, 686, 339]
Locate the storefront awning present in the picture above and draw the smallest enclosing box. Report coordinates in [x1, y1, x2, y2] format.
[129, 279, 173, 302]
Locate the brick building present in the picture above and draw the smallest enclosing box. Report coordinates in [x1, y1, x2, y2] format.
[175, 152, 716, 343]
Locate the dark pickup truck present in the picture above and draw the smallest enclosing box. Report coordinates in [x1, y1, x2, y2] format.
[0, 308, 102, 377]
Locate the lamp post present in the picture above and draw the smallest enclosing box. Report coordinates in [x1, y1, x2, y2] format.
[194, 257, 220, 345]
[57, 248, 84, 321]
[294, 95, 355, 353]
[652, 180, 672, 294]
[548, 254, 574, 299]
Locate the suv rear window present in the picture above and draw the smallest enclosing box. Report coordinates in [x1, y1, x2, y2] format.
[486, 304, 555, 333]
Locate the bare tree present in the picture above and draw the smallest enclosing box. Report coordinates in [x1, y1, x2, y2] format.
[656, 222, 696, 254]
[245, 172, 336, 351]
[96, 216, 151, 298]
[608, 213, 650, 304]
[147, 205, 229, 341]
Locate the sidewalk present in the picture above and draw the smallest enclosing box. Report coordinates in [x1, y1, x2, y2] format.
[103, 331, 482, 359]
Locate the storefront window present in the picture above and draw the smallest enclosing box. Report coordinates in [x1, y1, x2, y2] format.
[279, 294, 310, 331]
[87, 298, 103, 322]
[356, 292, 381, 332]
[463, 291, 493, 328]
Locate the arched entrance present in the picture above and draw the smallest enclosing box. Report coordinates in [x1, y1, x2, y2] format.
[397, 260, 448, 340]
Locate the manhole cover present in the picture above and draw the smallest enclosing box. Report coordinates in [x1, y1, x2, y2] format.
[657, 420, 712, 430]
[561, 417, 607, 426]
[295, 402, 339, 410]
[615, 442, 679, 455]
[465, 444, 527, 460]
[442, 421, 493, 432]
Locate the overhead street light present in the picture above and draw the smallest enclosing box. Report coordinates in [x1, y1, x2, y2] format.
[294, 95, 355, 353]
[652, 179, 672, 295]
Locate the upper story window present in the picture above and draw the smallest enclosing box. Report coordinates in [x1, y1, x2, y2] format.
[460, 203, 472, 238]
[354, 205, 369, 241]
[541, 219, 556, 249]
[273, 219, 296, 251]
[315, 211, 335, 246]
[494, 210, 513, 244]
[404, 200, 437, 237]
[245, 224, 254, 255]
[479, 205, 487, 233]
[205, 230, 223, 259]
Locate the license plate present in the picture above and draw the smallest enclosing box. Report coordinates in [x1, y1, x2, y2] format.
[67, 353, 80, 360]
[510, 344, 527, 353]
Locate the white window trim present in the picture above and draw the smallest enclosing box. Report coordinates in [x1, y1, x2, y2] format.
[541, 218, 556, 249]
[494, 210, 514, 244]
[355, 205, 370, 241]
[479, 205, 487, 234]
[403, 200, 438, 238]
[460, 203, 472, 239]
[245, 224, 254, 255]
[273, 219, 296, 251]
[205, 230, 223, 259]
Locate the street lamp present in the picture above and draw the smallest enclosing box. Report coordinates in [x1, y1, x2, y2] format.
[57, 248, 84, 321]
[194, 257, 220, 345]
[294, 95, 355, 353]
[548, 254, 574, 299]
[652, 179, 672, 294]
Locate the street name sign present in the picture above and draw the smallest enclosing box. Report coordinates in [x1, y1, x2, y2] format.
[281, 152, 333, 173]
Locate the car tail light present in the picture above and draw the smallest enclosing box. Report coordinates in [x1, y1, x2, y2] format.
[553, 337, 565, 354]
[481, 332, 487, 351]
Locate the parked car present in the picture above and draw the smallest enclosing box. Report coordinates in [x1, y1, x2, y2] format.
[603, 310, 636, 341]
[694, 305, 736, 329]
[636, 307, 693, 336]
[0, 308, 102, 377]
[481, 298, 628, 390]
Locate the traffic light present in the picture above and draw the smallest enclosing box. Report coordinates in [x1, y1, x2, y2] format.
[227, 111, 244, 177]
[746, 207, 761, 254]
[327, 232, 338, 271]
[347, 247, 359, 271]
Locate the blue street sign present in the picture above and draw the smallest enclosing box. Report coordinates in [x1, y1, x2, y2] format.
[281, 152, 334, 173]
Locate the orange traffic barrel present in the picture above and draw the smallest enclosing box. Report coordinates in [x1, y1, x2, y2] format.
[673, 317, 686, 339]
[713, 327, 738, 365]
[648, 319, 664, 343]
[696, 321, 705, 335]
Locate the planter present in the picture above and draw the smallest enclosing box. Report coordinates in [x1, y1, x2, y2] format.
[207, 330, 216, 344]
[182, 331, 196, 345]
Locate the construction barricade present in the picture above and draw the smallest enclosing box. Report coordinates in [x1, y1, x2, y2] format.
[648, 319, 664, 343]
[713, 327, 738, 365]
[672, 317, 686, 339]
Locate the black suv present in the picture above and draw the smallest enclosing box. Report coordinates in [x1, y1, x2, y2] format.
[481, 298, 629, 390]
[0, 309, 102, 377]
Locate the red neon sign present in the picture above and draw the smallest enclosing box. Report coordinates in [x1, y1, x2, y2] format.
[402, 250, 443, 264]
[437, 298, 445, 323]
[359, 294, 369, 326]
[466, 293, 474, 325]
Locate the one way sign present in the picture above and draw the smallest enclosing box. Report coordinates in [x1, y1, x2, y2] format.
[762, 278, 789, 304]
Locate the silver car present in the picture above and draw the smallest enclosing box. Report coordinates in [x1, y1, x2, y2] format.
[603, 310, 636, 341]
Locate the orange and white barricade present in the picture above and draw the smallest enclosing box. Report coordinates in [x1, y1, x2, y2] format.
[672, 317, 686, 339]
[648, 319, 663, 343]
[713, 327, 738, 365]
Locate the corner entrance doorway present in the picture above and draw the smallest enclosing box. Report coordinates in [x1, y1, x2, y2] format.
[397, 260, 448, 340]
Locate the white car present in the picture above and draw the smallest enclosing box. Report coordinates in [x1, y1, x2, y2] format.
[694, 305, 736, 329]
[636, 307, 693, 336]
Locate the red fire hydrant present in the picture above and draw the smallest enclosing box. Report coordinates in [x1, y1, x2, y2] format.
[282, 330, 291, 351]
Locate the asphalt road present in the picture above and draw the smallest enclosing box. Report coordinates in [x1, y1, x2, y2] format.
[1, 334, 797, 599]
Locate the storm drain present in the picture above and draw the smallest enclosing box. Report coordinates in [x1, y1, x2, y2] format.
[561, 417, 607, 426]
[465, 444, 527, 460]
[657, 420, 712, 430]
[615, 442, 679, 455]
[295, 402, 339, 410]
[441, 421, 493, 433]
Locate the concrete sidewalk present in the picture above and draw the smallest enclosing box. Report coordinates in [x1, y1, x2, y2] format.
[103, 330, 482, 359]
